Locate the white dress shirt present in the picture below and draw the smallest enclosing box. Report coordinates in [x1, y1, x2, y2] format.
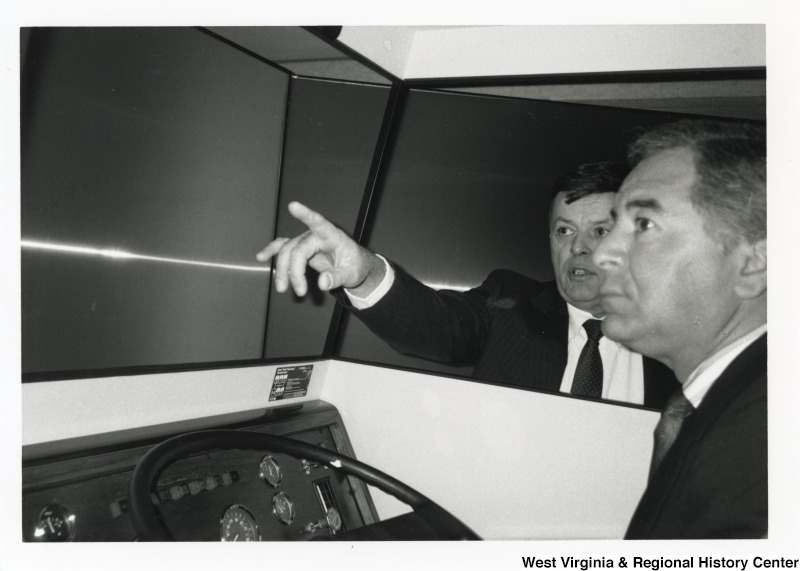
[558, 304, 644, 405]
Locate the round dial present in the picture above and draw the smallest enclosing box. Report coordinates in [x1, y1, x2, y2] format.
[258, 455, 282, 487]
[220, 505, 260, 542]
[325, 507, 343, 533]
[34, 504, 75, 542]
[272, 492, 295, 526]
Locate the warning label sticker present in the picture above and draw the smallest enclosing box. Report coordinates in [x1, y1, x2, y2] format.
[269, 364, 313, 401]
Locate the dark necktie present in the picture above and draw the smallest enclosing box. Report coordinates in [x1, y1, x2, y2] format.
[571, 319, 604, 398]
[648, 389, 694, 480]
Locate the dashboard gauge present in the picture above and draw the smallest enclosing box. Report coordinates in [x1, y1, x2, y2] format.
[258, 455, 282, 487]
[34, 504, 75, 542]
[325, 507, 343, 533]
[220, 505, 260, 542]
[272, 492, 296, 526]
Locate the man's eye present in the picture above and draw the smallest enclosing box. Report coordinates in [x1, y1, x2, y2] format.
[635, 218, 654, 232]
[595, 227, 610, 238]
[556, 227, 574, 236]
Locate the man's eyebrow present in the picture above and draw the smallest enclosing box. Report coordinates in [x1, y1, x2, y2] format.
[623, 198, 663, 212]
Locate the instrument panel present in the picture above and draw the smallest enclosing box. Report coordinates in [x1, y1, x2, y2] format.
[22, 401, 377, 542]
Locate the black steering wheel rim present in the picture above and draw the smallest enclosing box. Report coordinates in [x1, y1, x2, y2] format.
[129, 429, 479, 541]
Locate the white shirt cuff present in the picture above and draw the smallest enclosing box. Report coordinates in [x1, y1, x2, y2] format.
[344, 254, 395, 310]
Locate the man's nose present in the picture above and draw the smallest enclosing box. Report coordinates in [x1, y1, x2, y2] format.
[570, 234, 593, 256]
[593, 230, 625, 269]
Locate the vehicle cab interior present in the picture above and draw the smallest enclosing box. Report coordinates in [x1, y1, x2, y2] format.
[17, 23, 772, 551]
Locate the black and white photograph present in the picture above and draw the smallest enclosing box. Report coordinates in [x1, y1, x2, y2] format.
[3, 2, 799, 570]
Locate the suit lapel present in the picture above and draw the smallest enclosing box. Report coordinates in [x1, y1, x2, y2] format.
[528, 282, 569, 391]
[642, 358, 680, 409]
[625, 333, 767, 538]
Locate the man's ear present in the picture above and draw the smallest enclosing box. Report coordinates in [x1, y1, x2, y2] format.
[734, 238, 767, 299]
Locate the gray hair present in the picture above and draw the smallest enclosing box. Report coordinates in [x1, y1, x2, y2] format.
[629, 119, 766, 249]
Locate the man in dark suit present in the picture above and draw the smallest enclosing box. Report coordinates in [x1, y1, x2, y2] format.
[593, 119, 767, 538]
[257, 162, 677, 407]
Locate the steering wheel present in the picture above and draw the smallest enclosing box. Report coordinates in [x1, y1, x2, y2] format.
[129, 429, 480, 541]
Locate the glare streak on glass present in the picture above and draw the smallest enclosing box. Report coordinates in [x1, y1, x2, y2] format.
[423, 281, 471, 292]
[22, 240, 478, 287]
[21, 240, 270, 273]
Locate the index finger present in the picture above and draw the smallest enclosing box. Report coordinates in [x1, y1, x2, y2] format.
[288, 202, 339, 238]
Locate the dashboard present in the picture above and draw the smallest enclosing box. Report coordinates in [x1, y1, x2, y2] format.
[22, 401, 379, 542]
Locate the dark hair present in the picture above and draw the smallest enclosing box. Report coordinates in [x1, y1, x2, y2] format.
[629, 119, 766, 248]
[552, 161, 630, 203]
[549, 161, 629, 223]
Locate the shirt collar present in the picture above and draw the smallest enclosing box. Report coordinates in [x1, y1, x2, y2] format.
[566, 303, 604, 342]
[682, 323, 768, 408]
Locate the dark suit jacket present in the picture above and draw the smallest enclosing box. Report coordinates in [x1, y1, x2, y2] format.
[625, 333, 768, 538]
[348, 265, 677, 408]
